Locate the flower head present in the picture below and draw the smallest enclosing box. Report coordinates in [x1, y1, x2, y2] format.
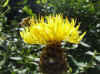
[20, 14, 86, 45]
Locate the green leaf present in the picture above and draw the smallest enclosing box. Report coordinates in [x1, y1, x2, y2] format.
[23, 6, 36, 16]
[95, 56, 100, 62]
[10, 56, 22, 61]
[2, 0, 9, 7]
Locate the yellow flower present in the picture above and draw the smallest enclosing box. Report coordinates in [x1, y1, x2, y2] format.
[20, 14, 86, 45]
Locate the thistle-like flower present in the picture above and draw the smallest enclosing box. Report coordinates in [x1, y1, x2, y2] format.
[20, 14, 86, 74]
[20, 14, 86, 45]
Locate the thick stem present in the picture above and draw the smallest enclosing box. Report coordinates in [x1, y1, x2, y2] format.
[39, 43, 68, 74]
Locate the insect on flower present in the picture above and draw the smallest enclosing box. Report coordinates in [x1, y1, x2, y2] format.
[20, 14, 86, 74]
[19, 17, 31, 27]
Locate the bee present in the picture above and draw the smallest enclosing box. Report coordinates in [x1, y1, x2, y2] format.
[19, 17, 30, 27]
[17, 17, 31, 38]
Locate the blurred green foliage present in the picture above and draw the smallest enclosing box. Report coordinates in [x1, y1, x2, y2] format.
[0, 0, 100, 74]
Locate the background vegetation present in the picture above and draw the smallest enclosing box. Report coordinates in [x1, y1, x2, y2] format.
[0, 0, 100, 74]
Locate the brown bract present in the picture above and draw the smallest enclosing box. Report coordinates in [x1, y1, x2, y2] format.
[39, 43, 68, 74]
